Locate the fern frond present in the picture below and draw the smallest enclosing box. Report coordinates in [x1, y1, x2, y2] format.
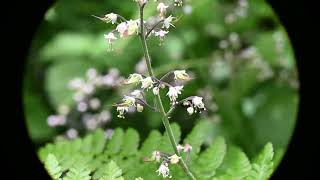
[193, 136, 227, 179]
[246, 143, 274, 180]
[45, 154, 63, 180]
[214, 145, 252, 180]
[39, 122, 276, 180]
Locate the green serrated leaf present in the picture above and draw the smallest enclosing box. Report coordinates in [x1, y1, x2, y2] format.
[45, 154, 63, 180]
[193, 137, 227, 179]
[246, 143, 274, 180]
[120, 128, 140, 157]
[106, 128, 125, 156]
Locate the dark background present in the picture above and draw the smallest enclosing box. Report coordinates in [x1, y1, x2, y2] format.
[2, 0, 317, 179]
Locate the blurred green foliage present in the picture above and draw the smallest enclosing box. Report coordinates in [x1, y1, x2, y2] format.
[24, 0, 298, 166]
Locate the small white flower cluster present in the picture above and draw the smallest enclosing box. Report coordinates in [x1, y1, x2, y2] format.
[96, 0, 182, 49]
[183, 96, 206, 115]
[101, 13, 140, 50]
[225, 0, 249, 24]
[150, 144, 192, 178]
[149, 151, 183, 178]
[115, 69, 204, 118]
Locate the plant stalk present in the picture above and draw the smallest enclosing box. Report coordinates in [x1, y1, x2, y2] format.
[138, 5, 196, 180]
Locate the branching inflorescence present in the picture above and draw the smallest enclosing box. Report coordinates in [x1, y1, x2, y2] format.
[94, 0, 204, 179]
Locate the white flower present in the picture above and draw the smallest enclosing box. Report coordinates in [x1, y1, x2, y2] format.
[163, 15, 175, 29]
[140, 77, 154, 89]
[154, 30, 168, 39]
[66, 128, 78, 139]
[77, 102, 88, 112]
[127, 19, 139, 35]
[116, 22, 128, 37]
[123, 96, 136, 106]
[58, 104, 70, 115]
[131, 90, 143, 99]
[137, 104, 144, 112]
[187, 106, 194, 115]
[157, 3, 169, 16]
[169, 154, 181, 164]
[105, 13, 118, 24]
[152, 151, 161, 162]
[192, 96, 206, 110]
[89, 98, 101, 110]
[104, 32, 117, 45]
[153, 87, 160, 95]
[167, 86, 183, 104]
[156, 163, 170, 178]
[173, 70, 190, 80]
[117, 106, 129, 119]
[183, 4, 193, 15]
[126, 73, 143, 84]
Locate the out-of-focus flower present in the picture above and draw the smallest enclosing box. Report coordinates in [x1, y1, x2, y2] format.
[77, 102, 88, 112]
[89, 98, 101, 110]
[104, 32, 117, 50]
[140, 77, 154, 89]
[157, 3, 169, 16]
[154, 30, 169, 41]
[131, 90, 144, 99]
[66, 128, 78, 139]
[174, 70, 190, 80]
[126, 73, 143, 84]
[116, 22, 128, 37]
[105, 13, 118, 24]
[127, 20, 139, 35]
[163, 15, 175, 29]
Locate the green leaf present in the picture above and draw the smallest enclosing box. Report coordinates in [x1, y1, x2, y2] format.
[99, 161, 124, 180]
[193, 137, 227, 179]
[106, 128, 125, 156]
[139, 130, 162, 156]
[120, 128, 140, 157]
[45, 154, 63, 180]
[183, 120, 212, 161]
[246, 143, 274, 180]
[39, 123, 276, 180]
[215, 146, 252, 180]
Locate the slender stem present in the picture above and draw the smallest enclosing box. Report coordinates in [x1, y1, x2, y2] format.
[138, 5, 196, 180]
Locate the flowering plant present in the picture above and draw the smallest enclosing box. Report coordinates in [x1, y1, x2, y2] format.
[93, 0, 206, 178]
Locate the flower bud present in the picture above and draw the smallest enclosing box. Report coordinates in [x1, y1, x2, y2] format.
[137, 104, 144, 112]
[187, 106, 194, 115]
[153, 87, 160, 95]
[105, 13, 118, 24]
[169, 154, 181, 164]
